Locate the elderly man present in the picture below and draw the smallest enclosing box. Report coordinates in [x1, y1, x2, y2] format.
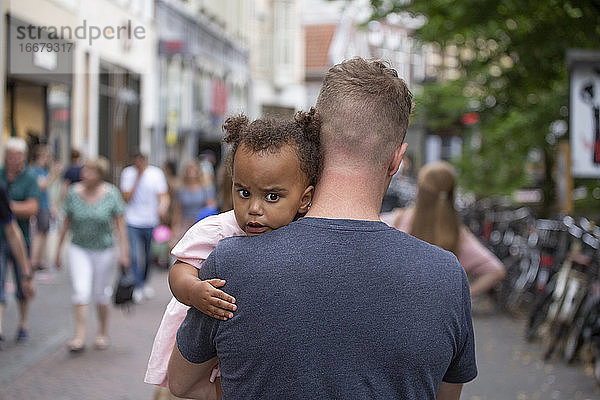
[0, 182, 35, 348]
[0, 137, 40, 343]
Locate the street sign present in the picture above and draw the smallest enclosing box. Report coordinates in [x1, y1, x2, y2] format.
[568, 49, 600, 178]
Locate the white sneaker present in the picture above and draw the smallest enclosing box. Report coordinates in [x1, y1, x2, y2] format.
[133, 288, 144, 304]
[143, 285, 155, 300]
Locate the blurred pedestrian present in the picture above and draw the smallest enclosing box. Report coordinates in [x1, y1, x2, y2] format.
[199, 150, 217, 185]
[58, 148, 83, 210]
[215, 160, 233, 213]
[0, 137, 40, 342]
[63, 148, 83, 185]
[30, 144, 62, 271]
[151, 160, 178, 270]
[172, 160, 217, 240]
[120, 151, 169, 303]
[0, 182, 35, 347]
[161, 160, 179, 232]
[55, 157, 129, 352]
[381, 161, 506, 297]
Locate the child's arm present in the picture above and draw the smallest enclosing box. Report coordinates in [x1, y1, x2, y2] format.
[169, 260, 237, 321]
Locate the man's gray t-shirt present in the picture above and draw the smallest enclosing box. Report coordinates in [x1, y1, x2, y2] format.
[177, 217, 477, 399]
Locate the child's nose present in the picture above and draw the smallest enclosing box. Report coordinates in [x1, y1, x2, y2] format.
[248, 198, 263, 215]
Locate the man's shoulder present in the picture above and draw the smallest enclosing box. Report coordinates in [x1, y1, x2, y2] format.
[146, 165, 165, 177]
[20, 167, 38, 181]
[402, 233, 461, 267]
[208, 231, 277, 265]
[212, 233, 253, 253]
[18, 168, 40, 192]
[120, 166, 135, 179]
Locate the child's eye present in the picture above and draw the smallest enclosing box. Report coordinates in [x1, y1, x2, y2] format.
[266, 193, 280, 202]
[238, 189, 250, 198]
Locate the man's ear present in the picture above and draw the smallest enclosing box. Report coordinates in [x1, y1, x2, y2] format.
[297, 185, 314, 214]
[388, 142, 408, 177]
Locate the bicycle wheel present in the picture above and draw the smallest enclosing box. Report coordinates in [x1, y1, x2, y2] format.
[497, 256, 520, 310]
[506, 257, 534, 313]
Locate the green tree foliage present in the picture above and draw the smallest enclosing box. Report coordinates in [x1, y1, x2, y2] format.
[370, 0, 600, 208]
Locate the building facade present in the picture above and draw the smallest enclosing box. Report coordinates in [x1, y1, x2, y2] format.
[302, 0, 461, 171]
[249, 0, 306, 119]
[155, 0, 250, 166]
[1, 0, 158, 179]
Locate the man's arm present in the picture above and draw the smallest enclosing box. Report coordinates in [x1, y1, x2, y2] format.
[4, 221, 34, 298]
[168, 342, 218, 399]
[158, 191, 170, 219]
[436, 382, 463, 400]
[120, 167, 141, 204]
[10, 198, 38, 219]
[0, 185, 31, 280]
[37, 163, 62, 191]
[121, 183, 138, 203]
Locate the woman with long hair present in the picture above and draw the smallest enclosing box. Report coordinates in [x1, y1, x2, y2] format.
[382, 161, 506, 297]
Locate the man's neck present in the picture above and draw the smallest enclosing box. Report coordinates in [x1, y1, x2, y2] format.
[306, 169, 387, 221]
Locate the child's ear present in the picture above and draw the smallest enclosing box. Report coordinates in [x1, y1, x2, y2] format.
[297, 185, 314, 214]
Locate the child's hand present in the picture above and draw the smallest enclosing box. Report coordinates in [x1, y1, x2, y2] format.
[192, 279, 237, 321]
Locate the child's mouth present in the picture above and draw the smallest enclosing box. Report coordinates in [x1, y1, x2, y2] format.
[246, 222, 268, 234]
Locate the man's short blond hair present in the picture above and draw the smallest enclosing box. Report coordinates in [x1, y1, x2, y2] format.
[315, 58, 412, 168]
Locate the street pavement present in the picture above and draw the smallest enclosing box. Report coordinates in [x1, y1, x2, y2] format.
[0, 262, 169, 400]
[463, 302, 600, 400]
[2, 266, 600, 399]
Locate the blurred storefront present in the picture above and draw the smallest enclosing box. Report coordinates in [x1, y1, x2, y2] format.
[249, 0, 306, 120]
[1, 0, 157, 180]
[156, 0, 250, 168]
[97, 63, 140, 180]
[2, 9, 76, 164]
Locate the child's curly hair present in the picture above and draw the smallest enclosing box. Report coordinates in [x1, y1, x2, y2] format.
[222, 108, 321, 186]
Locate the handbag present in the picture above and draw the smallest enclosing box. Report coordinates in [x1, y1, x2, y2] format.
[114, 265, 135, 306]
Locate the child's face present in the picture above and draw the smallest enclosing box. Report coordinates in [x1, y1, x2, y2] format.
[232, 143, 313, 236]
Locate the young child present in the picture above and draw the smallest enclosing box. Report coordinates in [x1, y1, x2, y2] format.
[145, 109, 321, 391]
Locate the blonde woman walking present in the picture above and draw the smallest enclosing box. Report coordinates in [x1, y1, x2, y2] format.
[55, 157, 129, 352]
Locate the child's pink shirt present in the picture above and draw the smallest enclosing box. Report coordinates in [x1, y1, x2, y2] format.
[144, 210, 245, 387]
